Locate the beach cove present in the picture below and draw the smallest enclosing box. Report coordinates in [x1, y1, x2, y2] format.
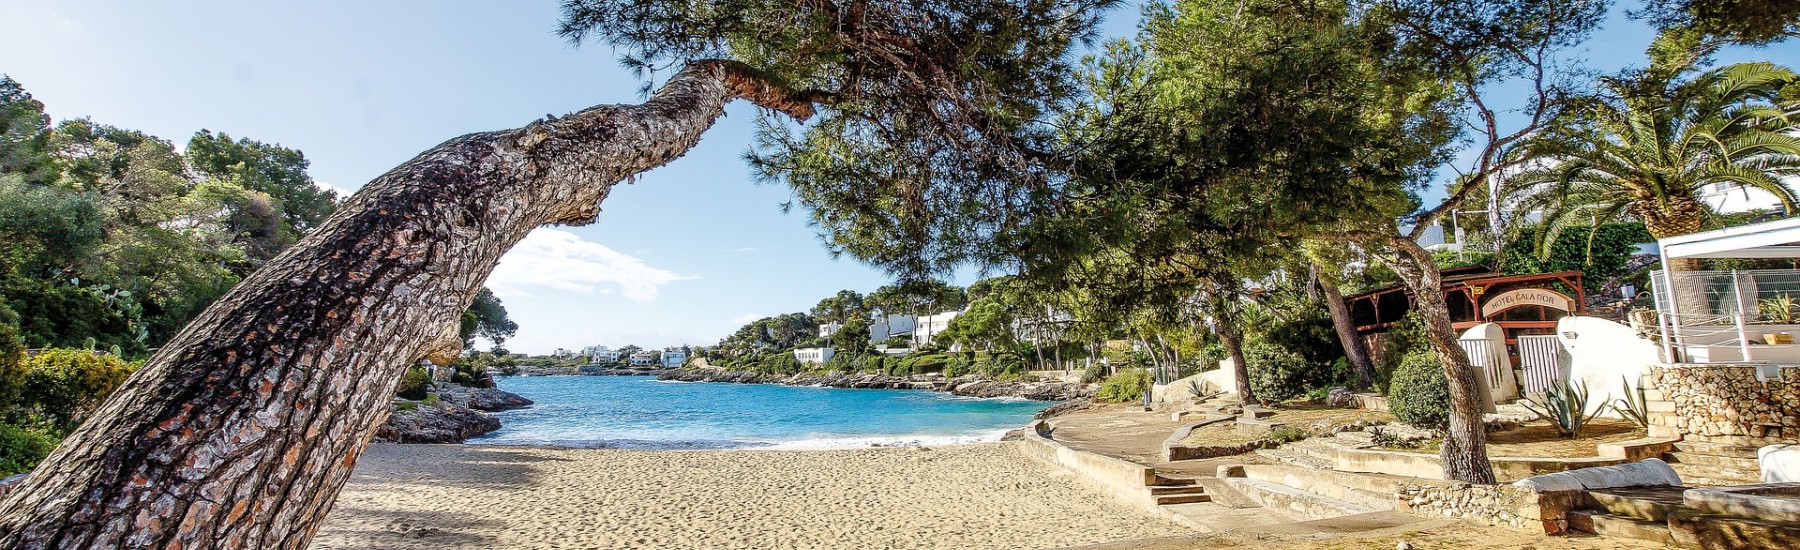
[312, 443, 1181, 549]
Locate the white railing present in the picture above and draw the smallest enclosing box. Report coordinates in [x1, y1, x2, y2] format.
[1458, 338, 1502, 390]
[1652, 268, 1800, 364]
[1517, 335, 1566, 397]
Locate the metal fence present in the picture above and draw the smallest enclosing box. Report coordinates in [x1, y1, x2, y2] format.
[1650, 268, 1800, 363]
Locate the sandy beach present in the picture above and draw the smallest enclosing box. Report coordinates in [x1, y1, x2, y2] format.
[313, 442, 1187, 550]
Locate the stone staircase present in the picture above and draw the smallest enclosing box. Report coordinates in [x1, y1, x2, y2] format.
[1568, 486, 1686, 545]
[1147, 473, 1212, 506]
[1664, 441, 1763, 487]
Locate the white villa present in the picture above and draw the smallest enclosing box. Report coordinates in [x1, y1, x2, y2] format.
[911, 310, 961, 348]
[793, 347, 836, 365]
[660, 347, 688, 368]
[868, 314, 915, 343]
[818, 322, 843, 338]
[629, 350, 658, 367]
[584, 345, 622, 364]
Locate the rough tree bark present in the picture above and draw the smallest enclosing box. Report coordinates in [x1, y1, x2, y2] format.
[0, 60, 808, 549]
[1217, 327, 1256, 405]
[1384, 237, 1496, 484]
[1313, 261, 1376, 390]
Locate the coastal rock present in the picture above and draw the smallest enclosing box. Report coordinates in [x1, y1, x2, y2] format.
[657, 369, 1094, 402]
[377, 401, 501, 443]
[437, 385, 534, 412]
[1327, 386, 1354, 408]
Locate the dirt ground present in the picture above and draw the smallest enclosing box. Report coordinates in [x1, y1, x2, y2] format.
[1402, 419, 1645, 458]
[1178, 404, 1396, 447]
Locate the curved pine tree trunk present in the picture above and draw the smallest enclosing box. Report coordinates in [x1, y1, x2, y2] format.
[1385, 236, 1495, 484]
[1314, 261, 1375, 390]
[1218, 327, 1256, 405]
[0, 61, 772, 549]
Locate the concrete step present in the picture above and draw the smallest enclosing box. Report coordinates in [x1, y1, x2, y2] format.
[1154, 493, 1212, 505]
[1332, 431, 1375, 445]
[1569, 511, 1675, 545]
[1149, 485, 1209, 496]
[1667, 451, 1762, 470]
[1235, 463, 1398, 511]
[1672, 441, 1763, 457]
[1152, 474, 1198, 486]
[1220, 478, 1375, 521]
[1589, 486, 1688, 522]
[1670, 464, 1761, 487]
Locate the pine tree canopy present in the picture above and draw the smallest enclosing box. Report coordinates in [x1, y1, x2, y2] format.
[558, 0, 1122, 280]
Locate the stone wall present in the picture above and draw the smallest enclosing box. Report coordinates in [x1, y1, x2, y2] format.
[1645, 365, 1800, 445]
[1395, 481, 1580, 533]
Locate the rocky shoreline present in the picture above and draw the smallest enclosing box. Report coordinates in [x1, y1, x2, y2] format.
[656, 368, 1094, 402]
[375, 385, 534, 444]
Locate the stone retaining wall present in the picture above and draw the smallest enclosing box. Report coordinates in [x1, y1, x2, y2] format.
[1646, 364, 1800, 445]
[1395, 481, 1580, 533]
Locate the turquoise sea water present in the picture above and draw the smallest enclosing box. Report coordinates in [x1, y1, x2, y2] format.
[471, 375, 1053, 449]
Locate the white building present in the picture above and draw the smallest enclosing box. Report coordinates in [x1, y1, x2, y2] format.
[793, 347, 836, 365]
[661, 347, 688, 368]
[584, 345, 622, 364]
[910, 310, 962, 348]
[868, 314, 916, 344]
[1697, 180, 1798, 215]
[818, 322, 843, 338]
[629, 350, 658, 366]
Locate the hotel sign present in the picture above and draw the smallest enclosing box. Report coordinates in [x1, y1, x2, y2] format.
[1480, 288, 1574, 317]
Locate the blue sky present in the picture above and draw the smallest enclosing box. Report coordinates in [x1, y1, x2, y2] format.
[2, 1, 1794, 353]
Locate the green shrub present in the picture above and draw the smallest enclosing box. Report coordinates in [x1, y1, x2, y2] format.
[1266, 425, 1308, 443]
[0, 321, 25, 413]
[18, 349, 134, 432]
[909, 354, 948, 374]
[1096, 369, 1153, 403]
[0, 422, 57, 476]
[396, 366, 432, 400]
[453, 363, 496, 388]
[1376, 312, 1429, 394]
[422, 394, 442, 408]
[1080, 361, 1107, 383]
[393, 401, 418, 412]
[1389, 351, 1451, 430]
[1245, 343, 1314, 402]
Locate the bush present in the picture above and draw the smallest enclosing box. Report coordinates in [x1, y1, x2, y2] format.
[1375, 312, 1429, 394]
[1388, 351, 1451, 430]
[1096, 369, 1153, 403]
[451, 361, 494, 388]
[18, 349, 134, 432]
[1245, 343, 1314, 402]
[0, 422, 57, 476]
[1080, 361, 1107, 383]
[396, 366, 432, 400]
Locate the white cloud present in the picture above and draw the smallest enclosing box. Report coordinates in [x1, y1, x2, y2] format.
[731, 247, 757, 255]
[488, 228, 695, 302]
[727, 313, 765, 325]
[315, 179, 357, 197]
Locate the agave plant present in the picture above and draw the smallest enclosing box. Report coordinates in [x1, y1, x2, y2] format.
[1522, 378, 1594, 438]
[1611, 376, 1651, 429]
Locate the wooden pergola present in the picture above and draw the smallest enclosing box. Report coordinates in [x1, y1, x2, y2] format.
[1345, 268, 1587, 336]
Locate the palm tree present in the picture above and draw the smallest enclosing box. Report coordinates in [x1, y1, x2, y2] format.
[1504, 55, 1800, 269]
